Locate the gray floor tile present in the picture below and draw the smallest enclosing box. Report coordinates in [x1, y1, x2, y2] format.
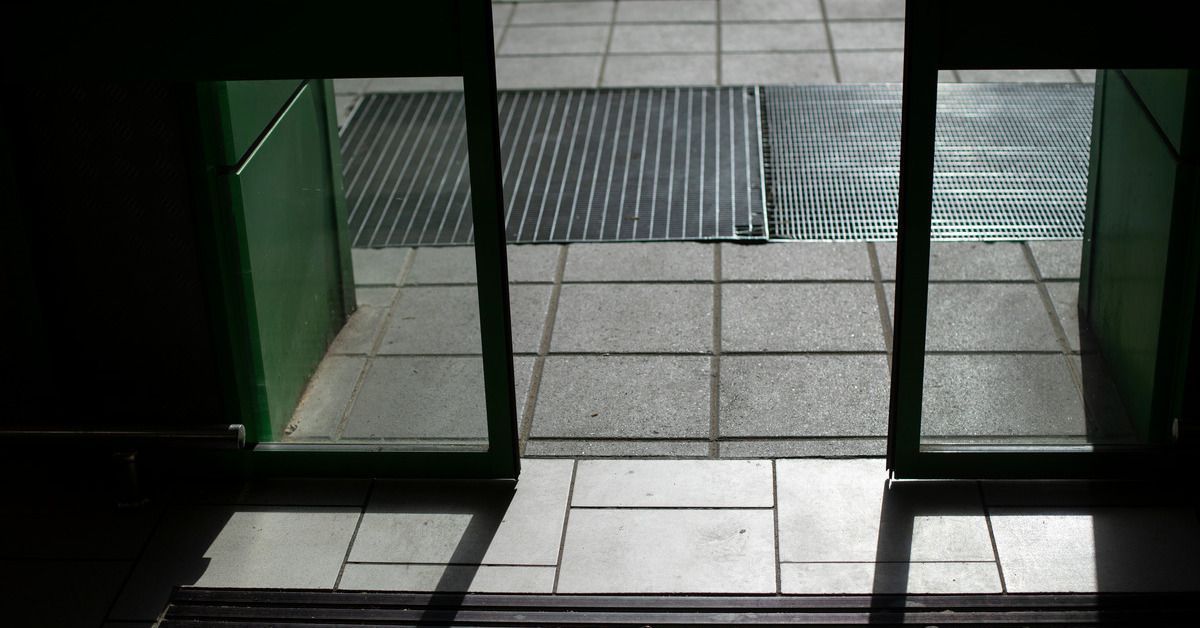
[352, 248, 409, 285]
[379, 285, 548, 354]
[328, 305, 386, 355]
[875, 241, 1035, 281]
[350, 459, 573, 566]
[602, 54, 717, 87]
[921, 283, 1060, 351]
[720, 354, 889, 437]
[491, 2, 514, 26]
[1075, 68, 1097, 83]
[286, 356, 366, 440]
[366, 76, 464, 92]
[958, 69, 1078, 83]
[721, 52, 837, 84]
[356, 286, 398, 307]
[533, 355, 711, 438]
[111, 506, 359, 620]
[781, 562, 1001, 594]
[776, 459, 994, 562]
[921, 354, 1085, 439]
[557, 509, 776, 593]
[497, 55, 603, 89]
[719, 438, 886, 457]
[334, 78, 372, 95]
[551, 283, 712, 352]
[830, 20, 904, 50]
[617, 0, 717, 22]
[722, 242, 871, 280]
[508, 244, 561, 282]
[407, 246, 478, 284]
[835, 50, 904, 83]
[610, 24, 717, 53]
[1028, 240, 1082, 279]
[1, 560, 131, 628]
[571, 459, 773, 507]
[722, 283, 886, 352]
[720, 0, 822, 21]
[510, 0, 614, 25]
[339, 564, 556, 593]
[565, 242, 713, 281]
[981, 481, 1192, 507]
[500, 25, 610, 55]
[721, 22, 826, 52]
[233, 479, 372, 507]
[1045, 281, 1081, 351]
[990, 507, 1200, 592]
[343, 356, 487, 440]
[524, 439, 711, 456]
[824, 0, 905, 19]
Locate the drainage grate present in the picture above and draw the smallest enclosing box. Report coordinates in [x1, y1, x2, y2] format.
[341, 88, 766, 247]
[760, 83, 1093, 241]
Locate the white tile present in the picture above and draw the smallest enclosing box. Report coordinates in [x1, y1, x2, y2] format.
[285, 356, 365, 440]
[571, 460, 774, 507]
[349, 459, 573, 566]
[990, 507, 1200, 592]
[339, 564, 555, 593]
[776, 459, 994, 562]
[564, 242, 713, 281]
[557, 509, 776, 593]
[781, 562, 1001, 594]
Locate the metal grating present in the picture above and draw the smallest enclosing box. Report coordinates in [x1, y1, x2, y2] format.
[340, 88, 766, 247]
[761, 83, 1093, 241]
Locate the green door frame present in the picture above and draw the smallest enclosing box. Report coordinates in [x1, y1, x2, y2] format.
[889, 0, 1200, 479]
[10, 0, 521, 479]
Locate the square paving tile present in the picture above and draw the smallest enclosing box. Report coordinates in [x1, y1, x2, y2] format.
[776, 459, 994, 562]
[720, 0, 822, 21]
[406, 246, 478, 284]
[721, 52, 837, 84]
[781, 562, 1000, 594]
[958, 69, 1078, 82]
[110, 506, 359, 620]
[524, 439, 711, 457]
[328, 305, 386, 355]
[500, 24, 610, 55]
[922, 283, 1060, 351]
[829, 20, 905, 50]
[379, 285, 548, 354]
[510, 1, 614, 25]
[571, 459, 773, 507]
[557, 509, 776, 593]
[721, 22, 827, 52]
[356, 286, 398, 307]
[286, 356, 366, 440]
[1045, 281, 1081, 351]
[610, 24, 717, 53]
[720, 354, 889, 437]
[508, 244, 561, 282]
[824, 0, 905, 19]
[722, 242, 871, 280]
[921, 354, 1084, 439]
[602, 54, 717, 87]
[338, 564, 556, 593]
[551, 283, 712, 352]
[617, 0, 717, 23]
[352, 248, 409, 285]
[350, 459, 573, 566]
[366, 76, 464, 92]
[497, 56, 603, 89]
[835, 50, 903, 83]
[719, 438, 886, 457]
[533, 355, 711, 438]
[565, 242, 712, 281]
[989, 507, 1200, 592]
[723, 283, 885, 352]
[875, 241, 1035, 281]
[1028, 240, 1082, 279]
[342, 356, 488, 440]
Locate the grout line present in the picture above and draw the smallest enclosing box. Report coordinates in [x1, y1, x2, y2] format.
[816, 0, 842, 83]
[595, 2, 620, 88]
[772, 459, 782, 594]
[333, 479, 376, 591]
[866, 242, 893, 362]
[709, 243, 722, 458]
[520, 244, 569, 454]
[977, 480, 1009, 593]
[551, 459, 579, 594]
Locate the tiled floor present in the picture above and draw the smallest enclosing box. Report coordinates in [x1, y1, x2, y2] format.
[288, 240, 1115, 456]
[14, 460, 1198, 624]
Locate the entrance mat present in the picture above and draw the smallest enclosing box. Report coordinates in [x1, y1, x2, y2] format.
[164, 589, 1193, 625]
[341, 87, 766, 247]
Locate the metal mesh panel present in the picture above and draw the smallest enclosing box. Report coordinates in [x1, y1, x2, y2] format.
[341, 87, 766, 247]
[761, 83, 1093, 241]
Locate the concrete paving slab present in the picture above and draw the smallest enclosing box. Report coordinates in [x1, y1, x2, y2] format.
[551, 283, 712, 352]
[721, 22, 827, 52]
[722, 242, 870, 280]
[338, 564, 556, 593]
[571, 459, 774, 507]
[829, 20, 904, 50]
[781, 561, 1001, 594]
[723, 283, 885, 351]
[351, 248, 409, 285]
[500, 24, 610, 55]
[824, 0, 905, 19]
[610, 24, 717, 53]
[602, 54, 718, 87]
[287, 356, 365, 440]
[343, 356, 487, 440]
[497, 56, 603, 89]
[510, 1, 614, 25]
[524, 439, 711, 457]
[922, 283, 1060, 351]
[719, 438, 886, 457]
[1028, 240, 1082, 279]
[721, 0, 822, 21]
[721, 52, 837, 84]
[564, 242, 713, 281]
[378, 285, 548, 354]
[835, 51, 904, 83]
[875, 241, 1035, 281]
[617, 0, 717, 23]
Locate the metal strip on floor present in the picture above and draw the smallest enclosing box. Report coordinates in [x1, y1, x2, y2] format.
[760, 83, 1093, 241]
[340, 87, 767, 247]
